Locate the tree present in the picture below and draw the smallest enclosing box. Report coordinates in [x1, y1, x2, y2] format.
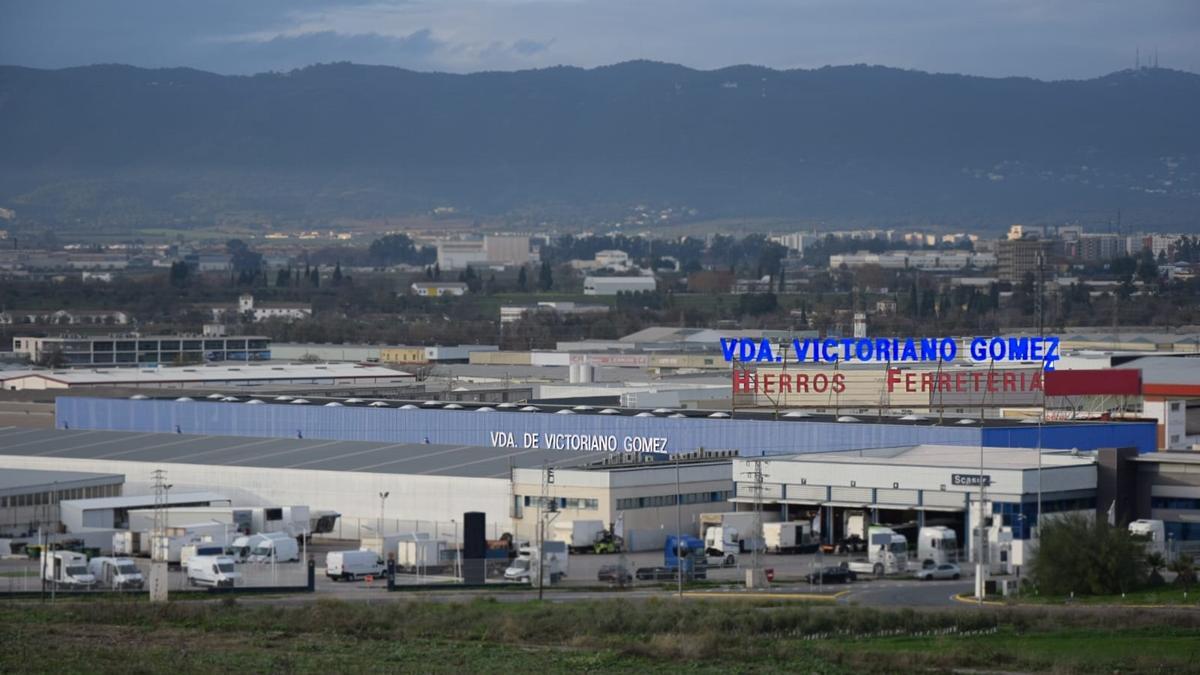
[275, 267, 291, 287]
[169, 261, 190, 288]
[1146, 552, 1168, 585]
[333, 262, 343, 285]
[1169, 556, 1196, 593]
[37, 348, 68, 369]
[1029, 513, 1147, 596]
[517, 266, 528, 292]
[538, 261, 553, 291]
[1137, 249, 1160, 284]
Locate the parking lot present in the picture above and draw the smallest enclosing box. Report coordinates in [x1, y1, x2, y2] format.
[1, 539, 976, 607]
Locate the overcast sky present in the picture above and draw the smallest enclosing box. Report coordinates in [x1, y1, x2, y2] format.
[2, 0, 1198, 79]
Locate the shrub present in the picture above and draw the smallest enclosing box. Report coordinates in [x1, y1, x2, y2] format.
[1029, 513, 1147, 595]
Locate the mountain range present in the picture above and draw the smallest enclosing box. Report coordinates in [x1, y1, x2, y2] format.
[1, 61, 1198, 230]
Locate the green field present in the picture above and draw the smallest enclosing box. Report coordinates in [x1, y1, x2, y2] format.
[2, 598, 1199, 673]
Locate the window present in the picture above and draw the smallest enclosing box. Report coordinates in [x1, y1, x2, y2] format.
[1152, 497, 1200, 510]
[1170, 402, 1182, 412]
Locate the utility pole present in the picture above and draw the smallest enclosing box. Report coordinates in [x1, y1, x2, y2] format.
[741, 459, 769, 589]
[149, 470, 170, 602]
[675, 453, 683, 599]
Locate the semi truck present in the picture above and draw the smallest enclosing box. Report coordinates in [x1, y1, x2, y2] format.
[504, 542, 568, 584]
[550, 520, 606, 553]
[87, 557, 144, 590]
[847, 526, 909, 577]
[42, 551, 97, 588]
[1129, 519, 1166, 557]
[763, 521, 818, 554]
[916, 526, 959, 566]
[700, 511, 780, 556]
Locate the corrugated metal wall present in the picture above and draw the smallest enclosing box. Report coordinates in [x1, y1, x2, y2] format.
[55, 398, 1154, 456]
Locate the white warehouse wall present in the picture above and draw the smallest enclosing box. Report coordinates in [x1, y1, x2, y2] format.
[0, 455, 512, 542]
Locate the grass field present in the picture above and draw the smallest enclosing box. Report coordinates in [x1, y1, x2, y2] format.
[2, 598, 1199, 673]
[1017, 586, 1200, 606]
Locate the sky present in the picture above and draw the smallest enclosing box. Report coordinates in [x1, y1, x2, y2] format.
[1, 0, 1198, 80]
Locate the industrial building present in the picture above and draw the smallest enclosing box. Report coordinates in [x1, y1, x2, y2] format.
[0, 363, 412, 391]
[12, 333, 272, 367]
[731, 445, 1098, 566]
[55, 396, 1159, 456]
[0, 468, 125, 537]
[0, 427, 731, 550]
[583, 276, 657, 295]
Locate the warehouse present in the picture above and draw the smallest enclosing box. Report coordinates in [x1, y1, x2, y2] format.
[0, 468, 125, 537]
[730, 444, 1099, 567]
[2, 363, 412, 391]
[0, 427, 732, 550]
[55, 396, 1159, 456]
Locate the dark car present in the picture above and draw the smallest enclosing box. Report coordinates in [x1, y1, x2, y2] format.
[635, 566, 674, 581]
[805, 566, 858, 584]
[597, 564, 633, 584]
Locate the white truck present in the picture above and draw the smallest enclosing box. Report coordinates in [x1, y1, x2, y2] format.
[180, 542, 227, 567]
[1129, 519, 1166, 557]
[43, 551, 97, 588]
[763, 521, 817, 554]
[247, 531, 300, 563]
[326, 550, 386, 581]
[186, 555, 241, 588]
[551, 520, 606, 553]
[397, 537, 446, 572]
[87, 557, 145, 590]
[504, 543, 568, 584]
[700, 511, 780, 556]
[848, 526, 909, 577]
[917, 526, 959, 567]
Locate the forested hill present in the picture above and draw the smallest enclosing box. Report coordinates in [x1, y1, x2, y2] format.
[1, 61, 1198, 227]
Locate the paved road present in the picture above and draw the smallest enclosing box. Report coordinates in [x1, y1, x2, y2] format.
[837, 578, 973, 607]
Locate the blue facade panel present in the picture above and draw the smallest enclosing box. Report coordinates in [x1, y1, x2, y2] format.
[55, 398, 1156, 457]
[980, 423, 1156, 455]
[57, 398, 982, 456]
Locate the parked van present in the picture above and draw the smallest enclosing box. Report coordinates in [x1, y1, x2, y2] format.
[326, 550, 386, 581]
[181, 542, 226, 568]
[186, 555, 241, 588]
[87, 557, 144, 590]
[248, 532, 299, 563]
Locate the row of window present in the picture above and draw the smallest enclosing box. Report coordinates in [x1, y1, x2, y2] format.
[1152, 497, 1200, 511]
[616, 491, 732, 511]
[521, 496, 600, 511]
[0, 483, 121, 509]
[1165, 522, 1200, 542]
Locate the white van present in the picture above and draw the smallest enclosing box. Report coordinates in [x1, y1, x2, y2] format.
[326, 550, 386, 581]
[43, 551, 97, 588]
[248, 532, 299, 563]
[187, 555, 241, 588]
[87, 557, 144, 590]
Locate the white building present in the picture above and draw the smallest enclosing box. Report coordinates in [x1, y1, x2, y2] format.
[500, 301, 610, 324]
[583, 276, 657, 296]
[484, 235, 533, 266]
[411, 281, 469, 297]
[0, 363, 412, 391]
[436, 240, 487, 270]
[223, 294, 312, 322]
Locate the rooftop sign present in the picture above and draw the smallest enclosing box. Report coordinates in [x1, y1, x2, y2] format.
[722, 336, 1060, 371]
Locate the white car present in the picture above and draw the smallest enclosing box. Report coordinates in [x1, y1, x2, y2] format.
[914, 563, 961, 581]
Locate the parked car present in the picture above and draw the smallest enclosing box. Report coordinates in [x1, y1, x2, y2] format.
[597, 564, 632, 584]
[914, 563, 961, 581]
[805, 566, 857, 584]
[635, 566, 676, 581]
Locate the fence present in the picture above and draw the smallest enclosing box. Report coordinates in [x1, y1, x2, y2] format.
[0, 556, 313, 597]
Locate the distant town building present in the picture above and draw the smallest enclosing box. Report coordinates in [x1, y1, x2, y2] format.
[997, 237, 1054, 283]
[686, 270, 735, 294]
[11, 334, 272, 367]
[484, 235, 533, 266]
[411, 281, 469, 297]
[828, 250, 994, 271]
[499, 302, 609, 324]
[0, 309, 130, 326]
[208, 294, 312, 323]
[768, 232, 817, 254]
[436, 241, 487, 270]
[583, 276, 657, 296]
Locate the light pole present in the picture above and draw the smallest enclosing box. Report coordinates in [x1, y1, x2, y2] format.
[378, 491, 390, 536]
[675, 453, 683, 599]
[451, 519, 459, 581]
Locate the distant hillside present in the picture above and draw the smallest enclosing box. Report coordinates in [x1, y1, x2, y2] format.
[1, 61, 1198, 229]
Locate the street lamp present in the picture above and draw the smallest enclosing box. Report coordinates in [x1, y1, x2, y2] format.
[378, 492, 390, 536]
